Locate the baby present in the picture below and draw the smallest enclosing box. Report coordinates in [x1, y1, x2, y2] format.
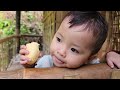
[19, 11, 108, 68]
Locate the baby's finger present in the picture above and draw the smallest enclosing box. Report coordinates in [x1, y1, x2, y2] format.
[19, 49, 29, 55]
[20, 55, 30, 61]
[20, 60, 28, 65]
[20, 45, 27, 49]
[107, 60, 114, 68]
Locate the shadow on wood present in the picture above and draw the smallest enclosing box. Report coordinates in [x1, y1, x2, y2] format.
[0, 63, 114, 79]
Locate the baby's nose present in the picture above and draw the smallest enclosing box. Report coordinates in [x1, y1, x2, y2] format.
[57, 49, 66, 58]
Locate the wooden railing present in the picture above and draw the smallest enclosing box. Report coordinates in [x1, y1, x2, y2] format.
[0, 35, 42, 71]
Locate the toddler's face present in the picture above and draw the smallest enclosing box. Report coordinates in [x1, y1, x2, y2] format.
[50, 17, 95, 68]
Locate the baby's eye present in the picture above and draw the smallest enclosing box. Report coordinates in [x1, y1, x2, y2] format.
[71, 48, 79, 53]
[56, 37, 61, 42]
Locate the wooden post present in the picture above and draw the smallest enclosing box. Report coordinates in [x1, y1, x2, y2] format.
[16, 11, 21, 53]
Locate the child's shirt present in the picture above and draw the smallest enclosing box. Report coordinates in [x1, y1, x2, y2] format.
[35, 55, 54, 68]
[35, 55, 100, 68]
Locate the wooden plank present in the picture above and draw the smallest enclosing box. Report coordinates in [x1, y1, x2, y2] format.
[111, 69, 120, 79]
[24, 63, 113, 79]
[0, 63, 113, 79]
[0, 69, 23, 79]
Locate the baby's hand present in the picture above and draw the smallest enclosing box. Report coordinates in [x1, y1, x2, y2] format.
[19, 42, 42, 68]
[106, 51, 120, 69]
[19, 45, 30, 65]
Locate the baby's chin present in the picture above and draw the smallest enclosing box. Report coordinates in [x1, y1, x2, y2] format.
[53, 62, 66, 68]
[65, 64, 82, 69]
[53, 62, 78, 68]
[54, 62, 81, 68]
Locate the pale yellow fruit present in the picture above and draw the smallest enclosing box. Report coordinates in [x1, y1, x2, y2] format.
[25, 42, 40, 65]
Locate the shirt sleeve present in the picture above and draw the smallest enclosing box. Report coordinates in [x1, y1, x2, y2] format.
[35, 55, 53, 68]
[88, 58, 100, 64]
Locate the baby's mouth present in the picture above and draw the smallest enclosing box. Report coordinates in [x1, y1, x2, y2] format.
[53, 55, 64, 64]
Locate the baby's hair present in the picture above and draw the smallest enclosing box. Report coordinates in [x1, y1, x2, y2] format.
[64, 11, 108, 55]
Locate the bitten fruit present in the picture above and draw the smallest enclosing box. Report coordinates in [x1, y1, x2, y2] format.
[25, 42, 40, 65]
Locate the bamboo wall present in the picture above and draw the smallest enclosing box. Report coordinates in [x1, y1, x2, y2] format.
[98, 11, 120, 60]
[110, 11, 120, 53]
[42, 11, 55, 54]
[42, 11, 68, 54]
[97, 11, 112, 60]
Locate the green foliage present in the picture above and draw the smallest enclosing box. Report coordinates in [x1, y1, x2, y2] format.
[20, 39, 29, 45]
[0, 19, 15, 37]
[27, 12, 35, 22]
[0, 19, 32, 37]
[0, 11, 43, 45]
[20, 24, 31, 34]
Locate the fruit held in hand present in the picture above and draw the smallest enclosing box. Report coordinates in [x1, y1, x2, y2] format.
[25, 42, 40, 65]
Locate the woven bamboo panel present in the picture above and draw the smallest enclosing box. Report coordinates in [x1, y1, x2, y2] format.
[97, 11, 112, 60]
[99, 11, 120, 55]
[42, 11, 55, 54]
[55, 11, 69, 31]
[42, 11, 68, 54]
[111, 11, 120, 53]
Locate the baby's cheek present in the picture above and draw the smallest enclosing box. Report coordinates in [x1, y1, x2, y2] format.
[56, 45, 61, 50]
[50, 44, 57, 53]
[53, 42, 60, 49]
[67, 57, 85, 68]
